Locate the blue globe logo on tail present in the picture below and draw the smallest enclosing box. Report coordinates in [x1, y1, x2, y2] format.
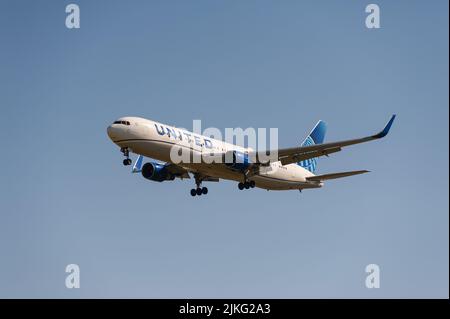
[298, 120, 327, 173]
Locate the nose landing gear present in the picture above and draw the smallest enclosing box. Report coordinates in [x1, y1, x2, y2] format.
[121, 147, 132, 166]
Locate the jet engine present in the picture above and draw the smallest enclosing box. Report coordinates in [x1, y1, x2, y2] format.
[141, 162, 175, 182]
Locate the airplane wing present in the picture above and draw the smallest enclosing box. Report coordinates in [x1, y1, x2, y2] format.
[165, 163, 191, 179]
[306, 170, 369, 182]
[200, 176, 219, 182]
[253, 115, 396, 166]
[131, 155, 144, 173]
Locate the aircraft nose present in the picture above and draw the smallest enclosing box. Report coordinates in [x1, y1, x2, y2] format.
[107, 125, 119, 140]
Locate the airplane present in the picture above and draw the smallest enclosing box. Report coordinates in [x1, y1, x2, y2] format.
[106, 115, 396, 196]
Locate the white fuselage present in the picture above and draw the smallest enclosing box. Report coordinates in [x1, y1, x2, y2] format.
[107, 117, 322, 190]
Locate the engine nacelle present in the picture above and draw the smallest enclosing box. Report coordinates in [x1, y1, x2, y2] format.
[224, 150, 252, 171]
[141, 162, 175, 182]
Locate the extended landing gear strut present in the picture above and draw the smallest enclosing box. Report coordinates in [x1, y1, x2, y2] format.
[121, 147, 132, 166]
[190, 174, 208, 197]
[238, 170, 255, 190]
[237, 170, 256, 190]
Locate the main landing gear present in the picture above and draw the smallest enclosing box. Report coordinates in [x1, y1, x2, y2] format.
[238, 169, 255, 190]
[190, 187, 208, 197]
[121, 147, 132, 166]
[238, 180, 255, 190]
[190, 174, 208, 197]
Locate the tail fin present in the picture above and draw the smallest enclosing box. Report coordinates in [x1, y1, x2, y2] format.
[298, 120, 327, 173]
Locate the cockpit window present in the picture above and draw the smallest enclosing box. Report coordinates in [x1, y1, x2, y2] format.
[113, 120, 131, 125]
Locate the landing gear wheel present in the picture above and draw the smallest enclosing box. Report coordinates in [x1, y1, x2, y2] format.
[238, 182, 244, 190]
[190, 189, 197, 196]
[249, 180, 256, 188]
[244, 182, 250, 189]
[196, 188, 203, 196]
[202, 187, 208, 195]
[121, 147, 131, 166]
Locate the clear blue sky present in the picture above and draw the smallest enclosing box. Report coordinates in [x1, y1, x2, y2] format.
[0, 0, 448, 298]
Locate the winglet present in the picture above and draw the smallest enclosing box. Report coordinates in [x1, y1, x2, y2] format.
[373, 114, 396, 139]
[132, 155, 144, 173]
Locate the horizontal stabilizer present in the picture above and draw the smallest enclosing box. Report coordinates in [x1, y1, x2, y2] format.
[306, 170, 369, 182]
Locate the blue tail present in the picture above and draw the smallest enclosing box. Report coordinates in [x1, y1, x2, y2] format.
[298, 120, 327, 173]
